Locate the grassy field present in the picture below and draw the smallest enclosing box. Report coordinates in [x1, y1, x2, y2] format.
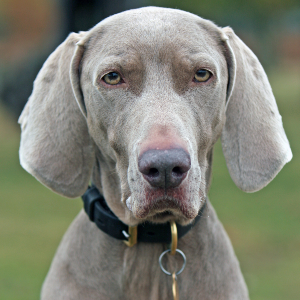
[0, 66, 299, 299]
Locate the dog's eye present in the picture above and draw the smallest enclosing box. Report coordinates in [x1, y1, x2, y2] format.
[102, 72, 122, 85]
[194, 69, 211, 82]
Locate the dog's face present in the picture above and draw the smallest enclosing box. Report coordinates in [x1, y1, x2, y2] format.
[19, 7, 292, 226]
[78, 10, 228, 224]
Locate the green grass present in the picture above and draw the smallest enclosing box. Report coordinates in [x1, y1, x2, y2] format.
[0, 111, 82, 299]
[0, 66, 299, 299]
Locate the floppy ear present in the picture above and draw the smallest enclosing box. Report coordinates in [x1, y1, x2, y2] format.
[220, 27, 292, 192]
[19, 32, 95, 198]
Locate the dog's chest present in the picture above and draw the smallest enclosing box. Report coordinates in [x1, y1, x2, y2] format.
[120, 244, 172, 299]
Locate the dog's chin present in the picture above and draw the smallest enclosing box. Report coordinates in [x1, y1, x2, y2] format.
[128, 203, 199, 225]
[143, 209, 196, 225]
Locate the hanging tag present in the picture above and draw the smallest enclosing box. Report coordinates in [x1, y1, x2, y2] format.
[158, 222, 185, 300]
[172, 272, 179, 300]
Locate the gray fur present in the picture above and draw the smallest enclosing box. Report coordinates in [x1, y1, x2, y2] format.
[18, 7, 292, 300]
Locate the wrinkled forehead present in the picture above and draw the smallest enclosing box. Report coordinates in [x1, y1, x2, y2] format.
[83, 8, 223, 65]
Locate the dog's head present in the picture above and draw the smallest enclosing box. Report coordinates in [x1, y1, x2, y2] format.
[19, 7, 292, 225]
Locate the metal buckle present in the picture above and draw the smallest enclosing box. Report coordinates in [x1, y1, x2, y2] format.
[123, 225, 138, 247]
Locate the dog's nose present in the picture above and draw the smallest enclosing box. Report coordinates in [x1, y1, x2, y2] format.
[138, 148, 191, 188]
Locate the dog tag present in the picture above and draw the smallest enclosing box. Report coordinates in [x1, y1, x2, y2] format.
[172, 272, 179, 300]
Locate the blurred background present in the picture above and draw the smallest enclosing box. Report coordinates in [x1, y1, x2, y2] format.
[0, 0, 299, 299]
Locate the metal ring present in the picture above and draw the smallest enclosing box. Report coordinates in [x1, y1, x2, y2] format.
[159, 249, 186, 276]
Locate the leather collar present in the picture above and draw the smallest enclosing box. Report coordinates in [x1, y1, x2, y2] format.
[82, 185, 206, 244]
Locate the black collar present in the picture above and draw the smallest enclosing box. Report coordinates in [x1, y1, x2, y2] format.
[82, 185, 206, 244]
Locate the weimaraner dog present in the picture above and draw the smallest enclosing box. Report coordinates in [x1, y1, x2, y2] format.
[19, 7, 292, 300]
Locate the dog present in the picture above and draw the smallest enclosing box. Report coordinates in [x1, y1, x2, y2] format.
[19, 7, 292, 300]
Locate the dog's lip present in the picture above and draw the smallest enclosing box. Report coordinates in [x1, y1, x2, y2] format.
[149, 198, 183, 216]
[125, 196, 177, 221]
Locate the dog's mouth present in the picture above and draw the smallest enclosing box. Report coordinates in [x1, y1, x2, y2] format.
[126, 178, 203, 224]
[127, 193, 199, 224]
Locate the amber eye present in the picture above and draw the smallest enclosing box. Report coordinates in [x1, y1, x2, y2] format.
[194, 69, 211, 82]
[102, 72, 122, 85]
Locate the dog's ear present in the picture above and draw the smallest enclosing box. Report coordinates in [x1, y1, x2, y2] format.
[220, 27, 292, 192]
[19, 32, 95, 198]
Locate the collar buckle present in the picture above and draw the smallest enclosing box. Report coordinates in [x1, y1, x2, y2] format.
[123, 225, 138, 247]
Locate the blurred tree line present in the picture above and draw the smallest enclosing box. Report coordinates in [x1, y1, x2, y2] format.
[153, 0, 300, 63]
[0, 0, 299, 118]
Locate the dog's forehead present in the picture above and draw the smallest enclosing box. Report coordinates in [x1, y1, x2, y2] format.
[84, 7, 222, 59]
